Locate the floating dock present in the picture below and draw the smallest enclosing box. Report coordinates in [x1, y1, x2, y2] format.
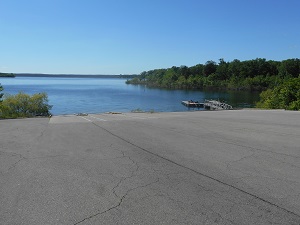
[182, 100, 233, 110]
[204, 100, 233, 110]
[181, 101, 204, 108]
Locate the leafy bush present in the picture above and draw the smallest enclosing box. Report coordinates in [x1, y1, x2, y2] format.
[0, 92, 52, 119]
[256, 77, 300, 110]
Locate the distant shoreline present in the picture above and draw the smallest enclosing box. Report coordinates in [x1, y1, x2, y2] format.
[14, 73, 138, 79]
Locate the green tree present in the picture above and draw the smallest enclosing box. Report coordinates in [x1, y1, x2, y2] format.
[203, 60, 217, 76]
[190, 64, 204, 76]
[256, 77, 300, 110]
[215, 58, 229, 80]
[176, 75, 188, 88]
[0, 92, 52, 119]
[278, 59, 300, 78]
[179, 65, 190, 79]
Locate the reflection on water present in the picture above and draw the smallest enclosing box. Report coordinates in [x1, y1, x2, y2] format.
[0, 77, 260, 115]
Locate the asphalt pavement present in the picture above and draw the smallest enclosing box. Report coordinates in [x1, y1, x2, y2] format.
[1, 109, 300, 224]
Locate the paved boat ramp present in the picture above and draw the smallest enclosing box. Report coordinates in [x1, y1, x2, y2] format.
[1, 110, 300, 224]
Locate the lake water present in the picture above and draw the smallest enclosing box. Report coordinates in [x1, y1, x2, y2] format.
[0, 77, 260, 115]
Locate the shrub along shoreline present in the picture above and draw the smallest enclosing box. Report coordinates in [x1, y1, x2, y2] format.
[256, 77, 300, 110]
[0, 88, 52, 119]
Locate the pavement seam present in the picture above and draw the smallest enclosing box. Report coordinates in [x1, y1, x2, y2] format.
[89, 121, 300, 219]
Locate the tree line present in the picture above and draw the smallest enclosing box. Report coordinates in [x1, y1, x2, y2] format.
[0, 72, 15, 77]
[126, 58, 300, 91]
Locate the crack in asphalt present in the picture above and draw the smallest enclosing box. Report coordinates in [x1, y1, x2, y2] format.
[225, 151, 257, 172]
[0, 150, 27, 175]
[86, 120, 300, 220]
[72, 131, 148, 225]
[0, 149, 69, 175]
[73, 178, 160, 225]
[112, 154, 140, 198]
[0, 122, 50, 175]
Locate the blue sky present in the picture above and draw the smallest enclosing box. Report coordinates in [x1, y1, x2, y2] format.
[0, 0, 299, 74]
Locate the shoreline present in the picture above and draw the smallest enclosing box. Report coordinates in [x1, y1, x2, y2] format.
[13, 73, 137, 79]
[1, 108, 295, 120]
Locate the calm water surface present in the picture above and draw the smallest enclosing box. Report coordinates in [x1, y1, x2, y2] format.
[0, 77, 260, 115]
